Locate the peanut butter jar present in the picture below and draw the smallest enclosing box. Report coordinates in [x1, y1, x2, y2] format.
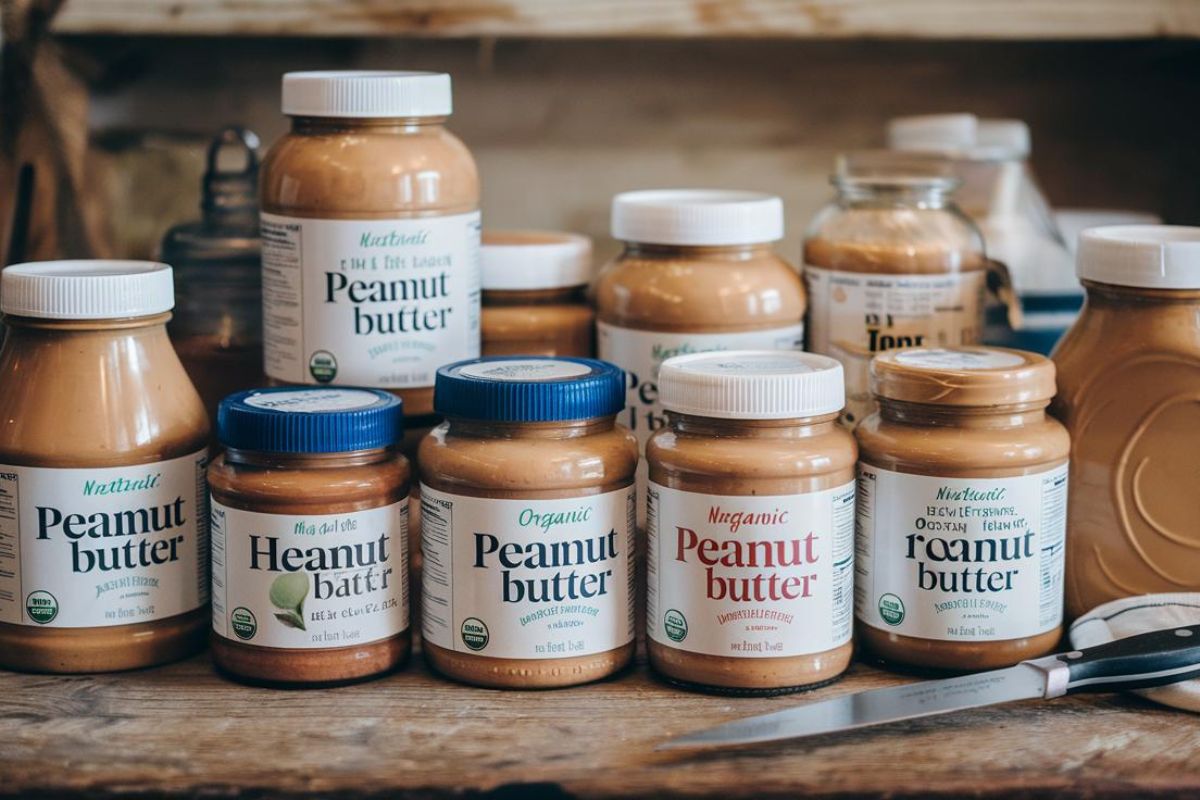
[1052, 226, 1200, 618]
[855, 346, 1069, 672]
[261, 70, 481, 417]
[646, 351, 856, 694]
[805, 153, 987, 427]
[481, 230, 594, 357]
[208, 387, 410, 686]
[595, 190, 806, 523]
[0, 261, 210, 673]
[419, 357, 637, 688]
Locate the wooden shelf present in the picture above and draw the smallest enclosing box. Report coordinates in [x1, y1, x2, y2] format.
[52, 0, 1200, 39]
[4, 650, 1200, 798]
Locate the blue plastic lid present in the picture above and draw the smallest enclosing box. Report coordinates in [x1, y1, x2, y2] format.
[218, 387, 404, 453]
[434, 357, 626, 422]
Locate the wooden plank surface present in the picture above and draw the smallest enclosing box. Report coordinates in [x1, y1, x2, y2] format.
[4, 649, 1200, 798]
[52, 0, 1200, 39]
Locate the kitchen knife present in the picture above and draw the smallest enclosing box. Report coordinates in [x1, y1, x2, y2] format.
[658, 624, 1200, 750]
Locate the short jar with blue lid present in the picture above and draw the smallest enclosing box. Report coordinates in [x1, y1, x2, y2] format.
[207, 386, 411, 687]
[417, 356, 638, 688]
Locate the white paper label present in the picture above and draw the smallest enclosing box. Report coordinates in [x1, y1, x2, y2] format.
[803, 265, 986, 425]
[596, 321, 805, 523]
[646, 482, 855, 657]
[420, 484, 636, 659]
[0, 450, 209, 628]
[210, 500, 408, 648]
[855, 463, 1068, 641]
[261, 212, 482, 388]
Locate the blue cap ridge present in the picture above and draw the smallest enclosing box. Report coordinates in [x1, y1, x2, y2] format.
[434, 357, 626, 422]
[218, 387, 404, 454]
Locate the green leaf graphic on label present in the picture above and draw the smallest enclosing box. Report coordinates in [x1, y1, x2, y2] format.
[269, 573, 309, 631]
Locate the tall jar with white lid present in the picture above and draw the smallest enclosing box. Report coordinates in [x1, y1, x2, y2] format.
[260, 70, 481, 424]
[1052, 225, 1200, 618]
[0, 261, 209, 673]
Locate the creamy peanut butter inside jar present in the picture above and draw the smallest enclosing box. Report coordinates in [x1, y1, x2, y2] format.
[208, 387, 410, 686]
[481, 230, 594, 357]
[855, 346, 1069, 671]
[0, 261, 210, 673]
[646, 351, 856, 694]
[419, 357, 638, 688]
[1052, 226, 1200, 619]
[260, 70, 481, 418]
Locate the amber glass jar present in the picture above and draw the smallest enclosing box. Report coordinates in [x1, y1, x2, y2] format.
[646, 351, 855, 694]
[855, 346, 1068, 671]
[1052, 226, 1200, 619]
[208, 387, 410, 686]
[0, 261, 209, 673]
[419, 357, 637, 688]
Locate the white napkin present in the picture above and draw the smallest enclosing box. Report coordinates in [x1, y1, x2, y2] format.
[1069, 593, 1200, 712]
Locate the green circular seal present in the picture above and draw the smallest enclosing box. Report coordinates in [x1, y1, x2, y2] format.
[663, 609, 688, 642]
[461, 618, 489, 651]
[878, 593, 905, 626]
[230, 607, 258, 640]
[25, 591, 58, 624]
[308, 350, 338, 383]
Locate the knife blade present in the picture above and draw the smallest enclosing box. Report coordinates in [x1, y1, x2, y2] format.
[658, 623, 1200, 750]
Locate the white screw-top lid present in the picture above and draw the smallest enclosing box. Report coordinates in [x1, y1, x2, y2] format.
[611, 190, 784, 246]
[887, 113, 977, 152]
[1077, 225, 1200, 289]
[976, 119, 1031, 157]
[657, 350, 844, 420]
[481, 230, 594, 290]
[1, 260, 175, 319]
[281, 71, 452, 118]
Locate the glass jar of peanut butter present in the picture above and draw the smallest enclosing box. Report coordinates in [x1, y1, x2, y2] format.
[419, 357, 637, 688]
[0, 261, 210, 673]
[805, 153, 987, 427]
[646, 351, 855, 694]
[208, 387, 409, 686]
[855, 346, 1069, 671]
[260, 70, 481, 418]
[595, 190, 806, 524]
[481, 230, 594, 357]
[1052, 226, 1200, 619]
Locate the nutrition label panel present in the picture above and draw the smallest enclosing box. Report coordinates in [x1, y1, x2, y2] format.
[1038, 468, 1069, 629]
[0, 471, 20, 619]
[419, 489, 454, 646]
[260, 216, 306, 383]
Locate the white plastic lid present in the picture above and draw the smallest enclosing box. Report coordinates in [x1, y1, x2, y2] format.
[1, 260, 175, 319]
[611, 190, 784, 246]
[481, 231, 593, 290]
[281, 71, 452, 118]
[657, 350, 844, 419]
[886, 114, 977, 152]
[976, 119, 1031, 157]
[1077, 225, 1200, 289]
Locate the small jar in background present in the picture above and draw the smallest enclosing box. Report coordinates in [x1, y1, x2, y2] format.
[646, 351, 856, 694]
[208, 387, 410, 687]
[419, 357, 637, 689]
[855, 346, 1069, 672]
[481, 230, 594, 357]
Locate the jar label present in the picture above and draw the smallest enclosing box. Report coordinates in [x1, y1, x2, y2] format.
[0, 450, 209, 628]
[855, 463, 1068, 641]
[261, 212, 482, 389]
[646, 482, 855, 657]
[803, 265, 986, 425]
[419, 484, 636, 659]
[210, 500, 409, 648]
[596, 321, 805, 522]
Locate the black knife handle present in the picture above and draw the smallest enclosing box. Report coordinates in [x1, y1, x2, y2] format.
[1041, 624, 1200, 695]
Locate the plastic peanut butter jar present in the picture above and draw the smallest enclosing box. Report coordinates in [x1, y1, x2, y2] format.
[646, 350, 856, 694]
[0, 261, 210, 672]
[260, 70, 481, 418]
[418, 357, 637, 688]
[207, 387, 410, 686]
[481, 230, 594, 357]
[804, 153, 987, 427]
[595, 190, 806, 523]
[855, 346, 1069, 671]
[1052, 226, 1200, 618]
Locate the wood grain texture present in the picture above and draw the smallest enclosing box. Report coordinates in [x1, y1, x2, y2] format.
[51, 0, 1200, 40]
[2, 652, 1200, 798]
